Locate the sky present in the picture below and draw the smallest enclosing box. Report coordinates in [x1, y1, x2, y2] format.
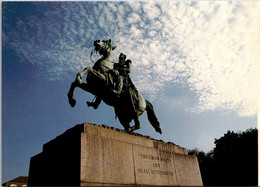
[1, 1, 259, 183]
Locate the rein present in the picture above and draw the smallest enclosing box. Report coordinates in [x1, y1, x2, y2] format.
[90, 48, 95, 63]
[104, 58, 114, 63]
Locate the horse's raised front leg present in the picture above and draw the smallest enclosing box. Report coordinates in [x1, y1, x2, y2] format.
[67, 67, 92, 107]
[87, 97, 102, 109]
[67, 81, 77, 107]
[76, 67, 92, 84]
[67, 81, 94, 108]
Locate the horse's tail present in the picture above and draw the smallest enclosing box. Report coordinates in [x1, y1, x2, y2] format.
[145, 100, 162, 134]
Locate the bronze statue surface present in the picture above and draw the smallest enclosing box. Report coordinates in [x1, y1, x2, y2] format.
[67, 39, 161, 134]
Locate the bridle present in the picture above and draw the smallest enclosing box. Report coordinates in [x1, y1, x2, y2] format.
[90, 42, 114, 64]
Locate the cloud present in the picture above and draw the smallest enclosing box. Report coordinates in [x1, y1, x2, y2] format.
[142, 2, 161, 21]
[127, 12, 142, 24]
[2, 1, 259, 117]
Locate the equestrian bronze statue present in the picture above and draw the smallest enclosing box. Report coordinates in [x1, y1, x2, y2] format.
[67, 39, 162, 134]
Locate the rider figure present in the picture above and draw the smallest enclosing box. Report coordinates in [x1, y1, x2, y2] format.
[112, 53, 125, 94]
[87, 53, 138, 114]
[85, 52, 142, 130]
[87, 53, 129, 109]
[113, 53, 137, 94]
[114, 53, 141, 129]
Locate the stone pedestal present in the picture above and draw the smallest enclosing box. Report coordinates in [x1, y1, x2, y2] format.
[28, 123, 203, 186]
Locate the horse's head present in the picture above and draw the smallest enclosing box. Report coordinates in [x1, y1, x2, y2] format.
[93, 39, 117, 57]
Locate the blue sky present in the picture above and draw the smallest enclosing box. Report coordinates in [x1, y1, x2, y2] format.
[2, 1, 258, 183]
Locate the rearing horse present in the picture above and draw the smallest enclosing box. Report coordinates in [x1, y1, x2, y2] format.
[67, 39, 162, 134]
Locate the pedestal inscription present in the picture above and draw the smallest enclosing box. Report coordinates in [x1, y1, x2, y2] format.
[28, 123, 203, 186]
[133, 146, 177, 185]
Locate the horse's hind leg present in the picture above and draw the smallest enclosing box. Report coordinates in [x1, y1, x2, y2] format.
[118, 118, 132, 133]
[129, 114, 141, 132]
[145, 100, 162, 134]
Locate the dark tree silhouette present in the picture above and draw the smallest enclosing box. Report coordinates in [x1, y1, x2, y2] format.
[188, 148, 214, 185]
[189, 128, 257, 186]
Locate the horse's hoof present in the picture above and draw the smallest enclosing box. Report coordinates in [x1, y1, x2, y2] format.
[69, 98, 76, 107]
[155, 127, 162, 134]
[126, 128, 133, 133]
[136, 123, 142, 129]
[133, 123, 142, 131]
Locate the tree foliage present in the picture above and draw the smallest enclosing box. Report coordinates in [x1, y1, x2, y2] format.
[188, 128, 258, 186]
